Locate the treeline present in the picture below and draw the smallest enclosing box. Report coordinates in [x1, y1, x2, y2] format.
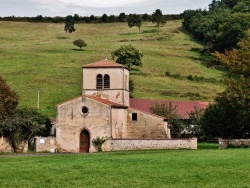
[0, 13, 181, 23]
[182, 0, 250, 53]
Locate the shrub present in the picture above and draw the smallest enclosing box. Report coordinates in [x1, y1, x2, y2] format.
[73, 39, 87, 49]
[92, 137, 106, 152]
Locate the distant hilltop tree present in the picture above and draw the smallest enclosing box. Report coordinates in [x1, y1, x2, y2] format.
[118, 12, 127, 22]
[101, 14, 109, 23]
[152, 9, 166, 28]
[64, 15, 76, 33]
[127, 14, 142, 33]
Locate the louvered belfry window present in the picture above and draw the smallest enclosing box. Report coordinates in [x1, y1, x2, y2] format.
[96, 74, 103, 89]
[104, 74, 110, 89]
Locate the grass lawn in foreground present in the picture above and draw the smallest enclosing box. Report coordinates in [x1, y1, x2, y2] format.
[0, 147, 249, 187]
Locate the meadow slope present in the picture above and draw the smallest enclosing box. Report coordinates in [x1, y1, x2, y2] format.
[0, 20, 225, 117]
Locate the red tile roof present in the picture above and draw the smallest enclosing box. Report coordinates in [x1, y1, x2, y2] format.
[83, 59, 126, 68]
[130, 98, 209, 119]
[56, 95, 128, 109]
[87, 95, 128, 108]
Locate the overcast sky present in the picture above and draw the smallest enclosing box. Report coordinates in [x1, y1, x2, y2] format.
[0, 0, 213, 17]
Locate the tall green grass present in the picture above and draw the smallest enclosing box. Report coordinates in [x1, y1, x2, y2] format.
[0, 149, 249, 187]
[0, 21, 225, 117]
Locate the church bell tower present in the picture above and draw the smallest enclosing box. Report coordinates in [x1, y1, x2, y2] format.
[82, 59, 130, 106]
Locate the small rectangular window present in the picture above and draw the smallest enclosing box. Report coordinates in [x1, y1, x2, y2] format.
[132, 113, 137, 121]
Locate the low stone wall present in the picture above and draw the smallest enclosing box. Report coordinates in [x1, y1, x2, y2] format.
[35, 136, 57, 153]
[0, 136, 28, 152]
[110, 138, 197, 151]
[0, 136, 12, 152]
[219, 138, 250, 149]
[34, 137, 197, 153]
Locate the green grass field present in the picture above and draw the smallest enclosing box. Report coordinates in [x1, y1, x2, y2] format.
[0, 20, 225, 117]
[0, 145, 250, 188]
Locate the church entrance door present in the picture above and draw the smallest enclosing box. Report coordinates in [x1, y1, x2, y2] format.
[79, 130, 90, 153]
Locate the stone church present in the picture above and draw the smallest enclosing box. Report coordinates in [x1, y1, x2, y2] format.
[32, 59, 198, 153]
[53, 59, 172, 153]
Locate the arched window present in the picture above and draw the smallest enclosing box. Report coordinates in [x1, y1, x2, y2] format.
[96, 74, 103, 89]
[104, 74, 110, 89]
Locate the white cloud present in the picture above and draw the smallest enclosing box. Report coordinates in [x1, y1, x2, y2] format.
[1, 0, 212, 17]
[30, 0, 153, 9]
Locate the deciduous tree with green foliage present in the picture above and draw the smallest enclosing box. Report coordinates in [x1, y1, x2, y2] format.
[111, 45, 143, 68]
[101, 14, 109, 23]
[152, 9, 166, 28]
[73, 39, 87, 49]
[214, 12, 250, 51]
[127, 14, 142, 33]
[201, 32, 250, 139]
[0, 75, 18, 120]
[118, 12, 126, 22]
[64, 15, 76, 33]
[0, 107, 52, 152]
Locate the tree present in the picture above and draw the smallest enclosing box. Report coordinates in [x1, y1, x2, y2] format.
[201, 33, 250, 139]
[109, 15, 116, 23]
[118, 12, 126, 22]
[111, 45, 143, 68]
[73, 39, 87, 49]
[35, 15, 43, 22]
[201, 98, 250, 139]
[142, 13, 150, 21]
[92, 137, 106, 152]
[0, 75, 18, 120]
[101, 14, 109, 23]
[214, 13, 250, 51]
[73, 14, 81, 22]
[233, 0, 250, 13]
[89, 15, 96, 23]
[152, 9, 166, 28]
[212, 30, 250, 77]
[0, 107, 52, 152]
[64, 15, 76, 33]
[222, 0, 240, 9]
[127, 14, 142, 33]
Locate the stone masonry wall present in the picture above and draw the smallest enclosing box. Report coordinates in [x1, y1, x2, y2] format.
[219, 138, 250, 148]
[0, 136, 12, 152]
[35, 136, 57, 152]
[110, 138, 197, 151]
[127, 108, 169, 139]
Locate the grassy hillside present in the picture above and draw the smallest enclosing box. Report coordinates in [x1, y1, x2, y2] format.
[0, 20, 225, 117]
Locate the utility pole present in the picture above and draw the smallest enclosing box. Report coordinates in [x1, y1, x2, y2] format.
[37, 90, 40, 111]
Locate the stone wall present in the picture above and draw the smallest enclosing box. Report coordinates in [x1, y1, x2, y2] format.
[110, 138, 197, 151]
[35, 136, 57, 152]
[219, 138, 250, 148]
[127, 108, 170, 139]
[0, 136, 12, 152]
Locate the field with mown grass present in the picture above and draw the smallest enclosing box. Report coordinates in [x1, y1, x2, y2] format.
[0, 20, 225, 117]
[0, 144, 250, 188]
